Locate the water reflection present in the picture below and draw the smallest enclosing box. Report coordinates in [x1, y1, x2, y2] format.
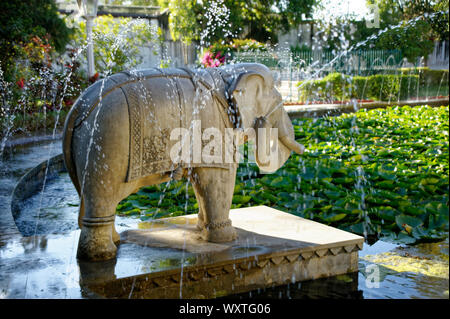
[223, 272, 363, 299]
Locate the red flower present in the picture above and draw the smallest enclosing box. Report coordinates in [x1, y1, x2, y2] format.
[64, 99, 74, 106]
[16, 78, 25, 89]
[89, 72, 99, 83]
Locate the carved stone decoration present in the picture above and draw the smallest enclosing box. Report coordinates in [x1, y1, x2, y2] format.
[83, 235, 364, 299]
[76, 207, 365, 298]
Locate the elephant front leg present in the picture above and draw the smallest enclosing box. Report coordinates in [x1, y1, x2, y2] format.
[191, 166, 238, 243]
[196, 205, 205, 231]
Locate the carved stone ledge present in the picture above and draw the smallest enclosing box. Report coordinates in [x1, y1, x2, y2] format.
[82, 206, 364, 298]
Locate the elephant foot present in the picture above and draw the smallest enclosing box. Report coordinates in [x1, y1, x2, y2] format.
[201, 219, 237, 243]
[196, 213, 205, 231]
[112, 226, 121, 245]
[196, 221, 204, 231]
[77, 225, 117, 261]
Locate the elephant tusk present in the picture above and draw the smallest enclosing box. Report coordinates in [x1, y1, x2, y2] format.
[279, 135, 305, 155]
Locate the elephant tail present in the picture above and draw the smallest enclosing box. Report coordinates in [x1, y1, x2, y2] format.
[62, 73, 131, 196]
[62, 80, 106, 196]
[62, 96, 82, 196]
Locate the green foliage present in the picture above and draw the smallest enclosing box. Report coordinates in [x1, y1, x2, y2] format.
[117, 105, 449, 245]
[297, 72, 422, 102]
[432, 0, 450, 40]
[374, 0, 449, 41]
[227, 39, 269, 52]
[366, 0, 448, 62]
[0, 36, 86, 139]
[159, 0, 318, 45]
[375, 20, 435, 63]
[165, 0, 200, 45]
[232, 0, 318, 43]
[105, 0, 160, 4]
[69, 15, 158, 75]
[325, 0, 449, 63]
[398, 67, 449, 86]
[0, 0, 72, 80]
[0, 110, 69, 140]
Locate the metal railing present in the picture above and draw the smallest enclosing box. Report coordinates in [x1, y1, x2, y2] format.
[233, 49, 404, 102]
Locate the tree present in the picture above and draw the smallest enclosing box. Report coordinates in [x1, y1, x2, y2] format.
[318, 0, 448, 63]
[0, 0, 72, 80]
[69, 14, 158, 75]
[364, 0, 449, 63]
[158, 0, 318, 45]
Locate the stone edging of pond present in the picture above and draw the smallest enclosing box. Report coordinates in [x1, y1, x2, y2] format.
[4, 132, 62, 148]
[285, 97, 449, 119]
[10, 154, 67, 225]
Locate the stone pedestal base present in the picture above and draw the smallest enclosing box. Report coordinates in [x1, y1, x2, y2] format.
[81, 206, 364, 298]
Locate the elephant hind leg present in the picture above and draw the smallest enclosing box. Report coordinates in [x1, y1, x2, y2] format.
[78, 196, 85, 229]
[77, 194, 118, 261]
[77, 196, 120, 245]
[191, 166, 238, 243]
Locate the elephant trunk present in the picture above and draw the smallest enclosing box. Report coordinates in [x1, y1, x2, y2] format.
[254, 117, 272, 167]
[279, 135, 305, 155]
[253, 113, 305, 170]
[271, 106, 305, 156]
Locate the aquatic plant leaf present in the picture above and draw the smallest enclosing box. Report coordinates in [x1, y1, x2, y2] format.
[396, 214, 424, 230]
[396, 231, 417, 244]
[117, 105, 448, 245]
[232, 195, 252, 204]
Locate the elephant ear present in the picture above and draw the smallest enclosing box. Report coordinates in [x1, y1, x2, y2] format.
[259, 107, 295, 174]
[229, 72, 271, 130]
[229, 71, 293, 174]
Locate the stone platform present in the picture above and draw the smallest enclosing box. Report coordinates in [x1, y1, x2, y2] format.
[82, 206, 363, 298]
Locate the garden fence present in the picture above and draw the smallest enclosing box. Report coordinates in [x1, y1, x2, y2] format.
[233, 49, 404, 101]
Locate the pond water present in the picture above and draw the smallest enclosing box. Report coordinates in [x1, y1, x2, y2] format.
[0, 139, 448, 299]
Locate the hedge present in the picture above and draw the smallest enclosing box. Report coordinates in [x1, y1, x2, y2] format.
[297, 73, 421, 102]
[397, 67, 449, 86]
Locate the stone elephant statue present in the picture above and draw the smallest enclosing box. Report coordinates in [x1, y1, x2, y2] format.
[63, 63, 305, 261]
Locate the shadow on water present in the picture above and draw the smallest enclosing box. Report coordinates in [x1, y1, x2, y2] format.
[223, 272, 363, 299]
[226, 238, 449, 299]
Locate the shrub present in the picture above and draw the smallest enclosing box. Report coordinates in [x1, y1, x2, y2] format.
[298, 73, 420, 102]
[366, 74, 400, 101]
[398, 67, 449, 86]
[298, 73, 348, 102]
[200, 38, 268, 68]
[0, 0, 72, 81]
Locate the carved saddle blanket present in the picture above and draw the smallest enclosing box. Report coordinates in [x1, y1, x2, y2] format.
[73, 68, 236, 182]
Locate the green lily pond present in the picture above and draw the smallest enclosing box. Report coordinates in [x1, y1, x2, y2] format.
[116, 105, 449, 245]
